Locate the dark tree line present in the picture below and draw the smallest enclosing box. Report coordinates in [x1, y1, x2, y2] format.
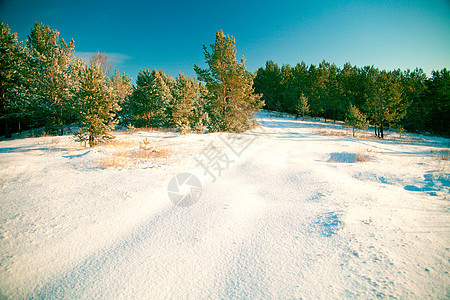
[1, 23, 263, 143]
[254, 60, 449, 137]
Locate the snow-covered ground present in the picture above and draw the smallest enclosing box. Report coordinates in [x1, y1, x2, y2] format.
[0, 111, 449, 299]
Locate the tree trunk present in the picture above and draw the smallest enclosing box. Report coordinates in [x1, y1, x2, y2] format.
[380, 124, 384, 139]
[352, 127, 355, 137]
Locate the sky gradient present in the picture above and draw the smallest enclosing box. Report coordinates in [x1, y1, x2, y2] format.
[1, 0, 449, 81]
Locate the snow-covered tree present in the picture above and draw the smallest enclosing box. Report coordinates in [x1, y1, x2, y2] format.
[75, 63, 119, 147]
[26, 22, 79, 135]
[194, 30, 263, 132]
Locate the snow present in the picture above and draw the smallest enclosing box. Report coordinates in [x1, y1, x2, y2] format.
[0, 111, 449, 298]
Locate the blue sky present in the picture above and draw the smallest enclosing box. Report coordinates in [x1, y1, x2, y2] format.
[1, 0, 449, 81]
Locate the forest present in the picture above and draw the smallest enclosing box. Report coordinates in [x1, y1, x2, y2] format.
[1, 22, 449, 145]
[254, 60, 449, 137]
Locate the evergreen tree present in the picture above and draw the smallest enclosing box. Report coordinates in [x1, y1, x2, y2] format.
[424, 69, 450, 135]
[400, 68, 427, 133]
[75, 63, 119, 147]
[110, 69, 132, 125]
[130, 69, 173, 127]
[345, 104, 369, 137]
[253, 60, 282, 111]
[191, 83, 210, 133]
[194, 30, 263, 132]
[169, 74, 202, 133]
[26, 22, 78, 135]
[364, 70, 406, 138]
[306, 64, 324, 117]
[295, 92, 310, 119]
[0, 22, 29, 137]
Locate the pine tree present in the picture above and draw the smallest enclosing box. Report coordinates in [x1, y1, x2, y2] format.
[191, 83, 210, 133]
[253, 60, 283, 111]
[0, 22, 29, 138]
[424, 69, 450, 135]
[295, 92, 310, 119]
[168, 74, 202, 133]
[26, 22, 79, 135]
[194, 30, 263, 132]
[345, 104, 369, 137]
[130, 69, 173, 127]
[75, 63, 119, 147]
[364, 70, 406, 138]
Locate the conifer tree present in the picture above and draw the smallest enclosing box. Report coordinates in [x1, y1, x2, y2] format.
[345, 104, 369, 137]
[194, 30, 263, 132]
[169, 74, 201, 133]
[130, 69, 173, 127]
[191, 83, 210, 133]
[75, 63, 119, 147]
[364, 70, 406, 138]
[253, 60, 282, 111]
[0, 22, 29, 137]
[111, 70, 132, 125]
[26, 22, 79, 135]
[295, 92, 310, 119]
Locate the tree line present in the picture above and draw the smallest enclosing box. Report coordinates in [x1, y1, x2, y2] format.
[254, 60, 449, 137]
[0, 23, 263, 145]
[1, 21, 448, 144]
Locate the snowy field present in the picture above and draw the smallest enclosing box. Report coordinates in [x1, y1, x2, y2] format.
[0, 111, 449, 298]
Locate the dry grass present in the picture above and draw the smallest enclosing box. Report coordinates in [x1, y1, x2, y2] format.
[123, 127, 173, 134]
[438, 154, 449, 160]
[355, 153, 371, 162]
[98, 156, 129, 169]
[436, 150, 449, 161]
[97, 137, 170, 169]
[328, 152, 371, 163]
[314, 128, 348, 137]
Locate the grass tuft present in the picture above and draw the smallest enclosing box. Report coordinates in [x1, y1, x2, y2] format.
[97, 137, 170, 169]
[355, 153, 371, 162]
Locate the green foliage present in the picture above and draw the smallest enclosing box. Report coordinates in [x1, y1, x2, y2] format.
[75, 63, 119, 147]
[0, 22, 29, 137]
[253, 61, 283, 111]
[130, 69, 173, 127]
[424, 69, 450, 135]
[26, 22, 80, 135]
[194, 30, 264, 133]
[364, 69, 406, 138]
[2, 22, 448, 139]
[295, 92, 310, 118]
[169, 74, 203, 133]
[254, 60, 448, 136]
[345, 104, 369, 137]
